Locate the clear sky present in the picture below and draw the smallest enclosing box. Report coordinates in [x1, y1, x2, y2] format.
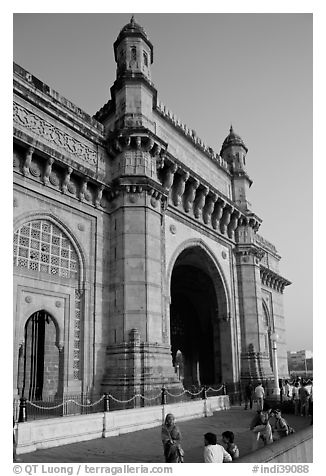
[13, 12, 313, 351]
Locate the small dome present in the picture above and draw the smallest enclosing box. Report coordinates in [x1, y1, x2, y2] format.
[220, 125, 248, 155]
[118, 16, 148, 39]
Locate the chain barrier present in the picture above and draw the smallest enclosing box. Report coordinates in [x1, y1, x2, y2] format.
[17, 384, 226, 421]
[26, 394, 105, 409]
[207, 385, 224, 392]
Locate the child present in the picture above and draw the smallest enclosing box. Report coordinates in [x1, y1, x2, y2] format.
[222, 431, 239, 460]
[272, 409, 295, 439]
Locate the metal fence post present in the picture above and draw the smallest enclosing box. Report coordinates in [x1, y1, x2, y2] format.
[223, 382, 227, 395]
[18, 397, 27, 423]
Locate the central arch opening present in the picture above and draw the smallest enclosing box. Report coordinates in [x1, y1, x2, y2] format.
[170, 245, 227, 388]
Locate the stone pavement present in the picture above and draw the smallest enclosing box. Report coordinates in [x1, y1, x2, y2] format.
[19, 406, 311, 463]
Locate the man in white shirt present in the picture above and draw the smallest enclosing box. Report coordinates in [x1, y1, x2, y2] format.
[254, 382, 265, 411]
[203, 432, 232, 463]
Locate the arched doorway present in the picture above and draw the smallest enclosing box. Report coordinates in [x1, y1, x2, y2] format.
[169, 245, 229, 388]
[20, 310, 62, 400]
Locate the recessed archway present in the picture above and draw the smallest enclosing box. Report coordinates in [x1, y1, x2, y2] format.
[169, 244, 231, 388]
[19, 310, 62, 400]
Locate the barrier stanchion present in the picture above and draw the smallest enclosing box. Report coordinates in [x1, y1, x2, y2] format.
[18, 397, 27, 423]
[104, 393, 109, 412]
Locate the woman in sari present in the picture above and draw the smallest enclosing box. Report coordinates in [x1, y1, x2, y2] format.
[161, 413, 184, 462]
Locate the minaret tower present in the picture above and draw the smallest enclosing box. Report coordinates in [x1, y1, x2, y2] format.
[220, 127, 274, 381]
[98, 17, 182, 399]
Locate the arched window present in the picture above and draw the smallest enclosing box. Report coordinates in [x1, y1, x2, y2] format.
[143, 51, 148, 66]
[13, 219, 79, 279]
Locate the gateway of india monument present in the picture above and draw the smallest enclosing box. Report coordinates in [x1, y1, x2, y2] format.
[13, 16, 291, 404]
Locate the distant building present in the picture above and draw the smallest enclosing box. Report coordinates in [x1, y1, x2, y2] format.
[287, 350, 313, 376]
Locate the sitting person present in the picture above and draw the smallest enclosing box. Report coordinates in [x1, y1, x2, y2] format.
[222, 430, 239, 460]
[161, 413, 184, 463]
[272, 409, 295, 439]
[249, 404, 273, 451]
[204, 432, 232, 463]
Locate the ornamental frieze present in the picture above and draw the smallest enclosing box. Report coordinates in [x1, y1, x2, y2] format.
[13, 102, 98, 166]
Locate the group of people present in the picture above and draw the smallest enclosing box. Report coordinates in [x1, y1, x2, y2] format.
[281, 379, 313, 418]
[244, 378, 313, 419]
[161, 413, 239, 463]
[250, 404, 295, 451]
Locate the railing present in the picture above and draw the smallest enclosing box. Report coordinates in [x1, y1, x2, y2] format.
[14, 383, 226, 422]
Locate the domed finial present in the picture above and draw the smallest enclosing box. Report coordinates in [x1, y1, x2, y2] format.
[230, 124, 234, 134]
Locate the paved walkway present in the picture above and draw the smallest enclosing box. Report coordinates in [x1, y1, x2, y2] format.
[19, 407, 311, 463]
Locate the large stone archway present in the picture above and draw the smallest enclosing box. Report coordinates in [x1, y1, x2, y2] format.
[169, 244, 234, 387]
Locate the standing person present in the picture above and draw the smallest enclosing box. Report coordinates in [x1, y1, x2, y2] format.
[299, 382, 310, 417]
[222, 431, 240, 460]
[254, 381, 265, 411]
[250, 405, 273, 451]
[244, 380, 254, 410]
[292, 382, 300, 416]
[203, 432, 232, 463]
[283, 380, 292, 401]
[161, 413, 184, 463]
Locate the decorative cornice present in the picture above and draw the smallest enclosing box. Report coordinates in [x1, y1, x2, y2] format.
[235, 243, 266, 260]
[13, 102, 99, 167]
[260, 265, 291, 293]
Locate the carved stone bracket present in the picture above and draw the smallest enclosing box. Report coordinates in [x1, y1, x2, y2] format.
[228, 210, 241, 239]
[193, 186, 209, 218]
[108, 133, 167, 160]
[202, 193, 217, 225]
[61, 166, 73, 194]
[162, 162, 178, 190]
[172, 170, 189, 206]
[95, 184, 104, 208]
[220, 205, 233, 235]
[184, 178, 199, 213]
[211, 198, 226, 230]
[43, 157, 54, 185]
[23, 146, 34, 176]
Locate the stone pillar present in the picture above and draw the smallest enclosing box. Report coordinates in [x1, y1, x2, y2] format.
[235, 225, 274, 381]
[102, 153, 182, 398]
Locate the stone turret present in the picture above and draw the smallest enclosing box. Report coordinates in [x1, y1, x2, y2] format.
[221, 126, 252, 211]
[113, 15, 153, 82]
